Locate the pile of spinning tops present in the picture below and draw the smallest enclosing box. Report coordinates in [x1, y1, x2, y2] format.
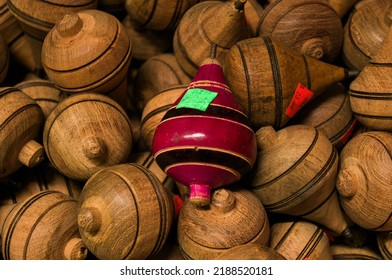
[0, 0, 391, 260]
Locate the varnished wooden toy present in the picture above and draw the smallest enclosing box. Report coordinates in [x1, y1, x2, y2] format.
[132, 53, 191, 113]
[348, 24, 392, 131]
[122, 14, 173, 61]
[328, 0, 360, 18]
[377, 232, 392, 260]
[15, 78, 67, 118]
[290, 83, 357, 150]
[125, 0, 209, 31]
[269, 219, 333, 260]
[173, 0, 250, 77]
[0, 0, 36, 72]
[8, 0, 98, 70]
[177, 188, 270, 260]
[214, 244, 286, 260]
[244, 0, 264, 37]
[43, 93, 133, 182]
[331, 243, 383, 260]
[152, 55, 257, 206]
[342, 0, 391, 70]
[0, 87, 45, 178]
[0, 163, 82, 206]
[336, 131, 392, 231]
[128, 151, 176, 194]
[0, 34, 9, 84]
[225, 36, 356, 130]
[250, 124, 350, 237]
[141, 86, 186, 150]
[77, 163, 174, 259]
[41, 9, 132, 108]
[256, 0, 343, 62]
[1, 190, 87, 260]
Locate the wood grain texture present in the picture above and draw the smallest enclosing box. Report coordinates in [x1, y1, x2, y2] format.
[177, 187, 270, 260]
[43, 93, 133, 182]
[225, 36, 350, 130]
[336, 131, 392, 231]
[348, 24, 392, 131]
[122, 14, 172, 61]
[331, 243, 383, 260]
[132, 53, 191, 113]
[125, 0, 210, 30]
[15, 78, 67, 118]
[41, 9, 132, 108]
[244, 0, 264, 37]
[140, 86, 186, 150]
[173, 0, 250, 77]
[257, 0, 343, 62]
[76, 163, 174, 259]
[250, 125, 349, 235]
[1, 190, 86, 260]
[328, 0, 359, 17]
[342, 0, 390, 71]
[269, 219, 333, 260]
[290, 83, 356, 150]
[0, 87, 45, 178]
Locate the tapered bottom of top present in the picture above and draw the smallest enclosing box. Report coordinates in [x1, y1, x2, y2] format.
[189, 184, 212, 206]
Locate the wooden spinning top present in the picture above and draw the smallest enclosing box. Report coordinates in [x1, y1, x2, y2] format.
[225, 36, 355, 130]
[342, 0, 391, 70]
[41, 9, 132, 106]
[331, 243, 383, 260]
[349, 22, 392, 131]
[77, 163, 174, 260]
[173, 0, 250, 77]
[152, 54, 257, 206]
[177, 188, 270, 260]
[377, 232, 392, 260]
[256, 0, 343, 62]
[328, 0, 360, 18]
[269, 219, 333, 260]
[0, 87, 45, 178]
[250, 124, 350, 237]
[1, 190, 87, 260]
[43, 93, 133, 181]
[336, 131, 392, 231]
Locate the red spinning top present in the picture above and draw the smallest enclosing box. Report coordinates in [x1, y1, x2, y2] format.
[152, 55, 257, 206]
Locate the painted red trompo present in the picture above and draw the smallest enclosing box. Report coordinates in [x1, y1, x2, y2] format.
[152, 57, 257, 206]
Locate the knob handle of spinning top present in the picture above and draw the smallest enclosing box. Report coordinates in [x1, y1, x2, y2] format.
[82, 136, 107, 163]
[63, 237, 88, 260]
[211, 189, 236, 213]
[336, 163, 366, 199]
[56, 13, 83, 38]
[18, 140, 44, 168]
[301, 38, 327, 61]
[78, 207, 102, 235]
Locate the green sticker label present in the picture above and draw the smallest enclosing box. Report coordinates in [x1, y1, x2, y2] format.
[176, 88, 218, 111]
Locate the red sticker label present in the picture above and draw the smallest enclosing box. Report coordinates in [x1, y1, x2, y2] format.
[285, 84, 314, 118]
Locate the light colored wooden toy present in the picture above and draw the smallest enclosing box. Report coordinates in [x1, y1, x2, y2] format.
[132, 53, 191, 113]
[173, 0, 250, 77]
[290, 83, 357, 150]
[342, 0, 391, 70]
[331, 243, 383, 260]
[244, 0, 264, 37]
[269, 219, 333, 260]
[0, 87, 45, 178]
[177, 188, 270, 259]
[76, 163, 174, 259]
[257, 0, 343, 62]
[43, 93, 133, 182]
[250, 124, 350, 237]
[15, 78, 67, 118]
[225, 36, 356, 130]
[1, 190, 87, 260]
[140, 85, 187, 150]
[349, 24, 392, 131]
[41, 9, 132, 108]
[213, 244, 286, 260]
[336, 131, 392, 231]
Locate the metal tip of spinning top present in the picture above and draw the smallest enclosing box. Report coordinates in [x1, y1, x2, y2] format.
[341, 227, 364, 248]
